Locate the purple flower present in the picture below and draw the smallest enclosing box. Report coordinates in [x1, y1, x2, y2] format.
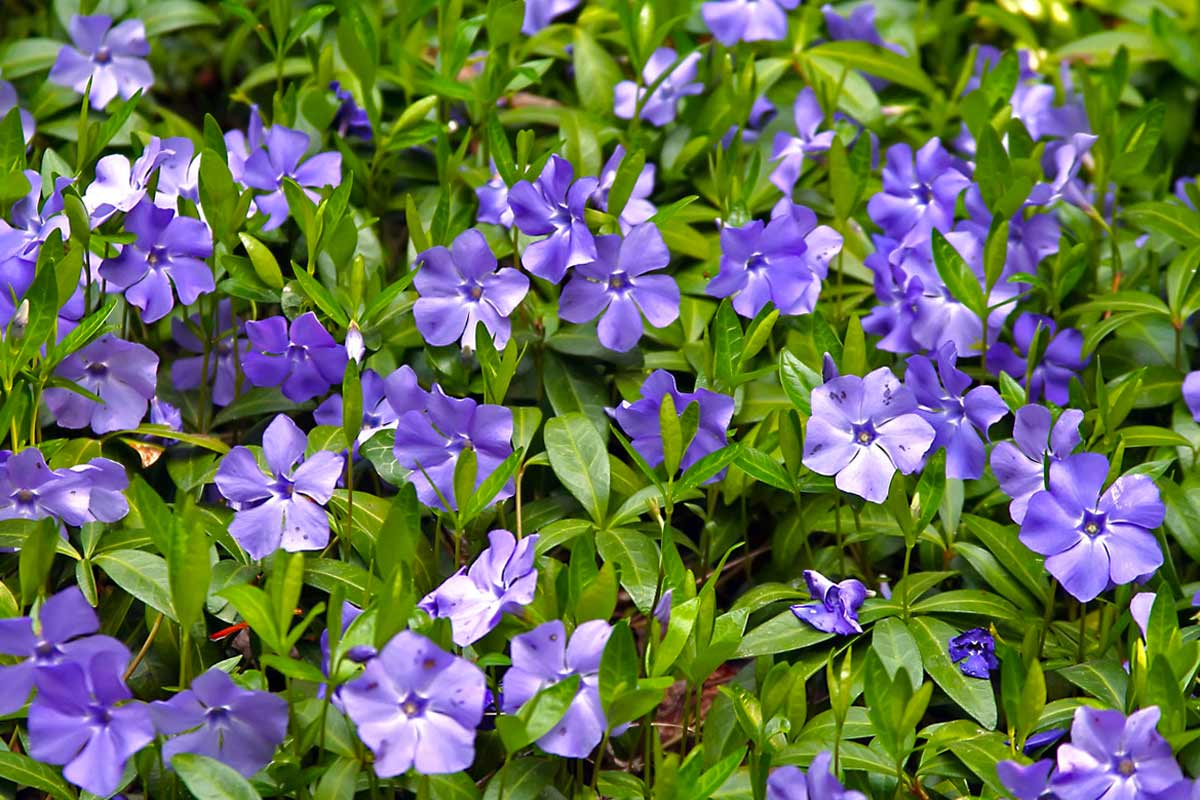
[1050, 707, 1182, 799]
[594, 145, 656, 231]
[823, 3, 899, 50]
[1131, 592, 1157, 640]
[151, 668, 288, 777]
[905, 343, 1008, 480]
[46, 334, 159, 434]
[476, 172, 514, 228]
[67, 456, 131, 524]
[801, 367, 935, 503]
[0, 586, 129, 716]
[149, 397, 183, 435]
[28, 649, 154, 797]
[767, 751, 867, 800]
[242, 312, 348, 402]
[391, 385, 514, 511]
[987, 313, 1089, 406]
[83, 136, 174, 224]
[171, 301, 248, 407]
[100, 201, 214, 323]
[330, 81, 372, 141]
[791, 570, 867, 635]
[0, 170, 71, 268]
[609, 370, 734, 476]
[948, 627, 999, 678]
[707, 203, 843, 319]
[0, 80, 35, 144]
[867, 139, 971, 248]
[522, 0, 580, 33]
[1020, 452, 1165, 602]
[722, 95, 777, 148]
[502, 620, 620, 758]
[224, 106, 266, 185]
[1027, 133, 1098, 207]
[342, 630, 486, 776]
[0, 449, 89, 525]
[559, 223, 679, 352]
[989, 405, 1084, 524]
[420, 529, 539, 646]
[242, 125, 342, 231]
[508, 155, 599, 283]
[613, 48, 704, 127]
[314, 369, 400, 451]
[414, 228, 529, 349]
[48, 15, 153, 110]
[997, 759, 1054, 800]
[318, 602, 375, 709]
[214, 414, 344, 559]
[770, 88, 835, 194]
[1183, 371, 1200, 422]
[154, 136, 201, 209]
[702, 0, 800, 45]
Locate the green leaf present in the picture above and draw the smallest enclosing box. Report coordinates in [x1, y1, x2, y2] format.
[496, 673, 582, 753]
[712, 299, 743, 390]
[573, 28, 622, 116]
[1124, 202, 1200, 248]
[0, 39, 63, 79]
[1057, 659, 1129, 709]
[960, 514, 1050, 606]
[219, 583, 282, 653]
[239, 233, 285, 289]
[872, 617, 922, 691]
[140, 0, 221, 35]
[545, 413, 610, 525]
[595, 527, 659, 613]
[908, 616, 997, 729]
[95, 549, 175, 621]
[599, 618, 639, 715]
[168, 512, 211, 630]
[733, 446, 794, 492]
[807, 41, 938, 95]
[910, 589, 1020, 621]
[605, 148, 647, 223]
[779, 349, 821, 416]
[0, 751, 75, 800]
[173, 753, 263, 800]
[736, 610, 833, 658]
[931, 229, 986, 323]
[313, 757, 361, 800]
[542, 353, 609, 438]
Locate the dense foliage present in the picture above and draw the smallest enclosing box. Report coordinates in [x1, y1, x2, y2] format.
[1, 0, 1200, 798]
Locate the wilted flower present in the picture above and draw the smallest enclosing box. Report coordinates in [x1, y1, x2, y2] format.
[522, 0, 581, 34]
[702, 0, 800, 46]
[171, 301, 249, 407]
[988, 313, 1089, 406]
[46, 334, 159, 434]
[508, 154, 599, 283]
[1020, 452, 1165, 602]
[420, 530, 539, 646]
[242, 125, 342, 231]
[501, 620, 620, 758]
[802, 367, 935, 503]
[242, 312, 348, 402]
[609, 370, 734, 476]
[770, 88, 835, 194]
[414, 228, 529, 349]
[100, 200, 214, 323]
[905, 343, 1008, 480]
[49, 14, 153, 110]
[613, 48, 703, 127]
[867, 140, 971, 248]
[214, 414, 344, 559]
[330, 81, 372, 141]
[791, 570, 867, 635]
[559, 223, 679, 352]
[989, 405, 1084, 524]
[948, 628, 999, 678]
[767, 751, 867, 800]
[593, 145, 657, 231]
[342, 631, 486, 776]
[1049, 706, 1182, 799]
[28, 649, 154, 797]
[151, 668, 289, 777]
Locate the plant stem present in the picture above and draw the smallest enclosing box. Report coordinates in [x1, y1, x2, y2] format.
[124, 612, 164, 681]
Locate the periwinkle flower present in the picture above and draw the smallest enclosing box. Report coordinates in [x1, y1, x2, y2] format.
[420, 529, 539, 646]
[476, 172, 514, 228]
[65, 456, 131, 524]
[149, 397, 183, 435]
[171, 301, 249, 407]
[1131, 592, 1157, 640]
[83, 135, 174, 224]
[46, 334, 159, 434]
[997, 758, 1054, 800]
[1020, 452, 1165, 602]
[801, 367, 936, 503]
[100, 200, 214, 323]
[987, 313, 1089, 406]
[948, 627, 999, 678]
[0, 448, 91, 526]
[867, 139, 971, 248]
[242, 312, 348, 402]
[1182, 371, 1200, 422]
[594, 145, 657, 231]
[391, 386, 514, 511]
[708, 203, 843, 319]
[154, 136, 201, 209]
[1049, 706, 1182, 799]
[330, 81, 372, 141]
[522, 0, 581, 34]
[242, 125, 342, 231]
[501, 620, 621, 758]
[989, 404, 1084, 524]
[28, 649, 154, 797]
[722, 95, 777, 148]
[413, 228, 529, 349]
[49, 15, 153, 110]
[224, 105, 266, 185]
[0, 586, 129, 715]
[0, 80, 35, 144]
[791, 570, 868, 635]
[0, 170, 71, 271]
[314, 369, 400, 451]
[767, 751, 867, 800]
[905, 343, 1008, 480]
[702, 0, 800, 46]
[823, 3, 898, 50]
[342, 631, 486, 776]
[508, 154, 599, 283]
[613, 48, 704, 128]
[609, 370, 734, 476]
[151, 668, 289, 777]
[320, 602, 375, 707]
[559, 223, 679, 352]
[770, 88, 835, 194]
[214, 414, 344, 559]
[1027, 133, 1098, 208]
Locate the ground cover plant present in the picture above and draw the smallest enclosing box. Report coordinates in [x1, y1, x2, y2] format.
[2, 0, 1200, 797]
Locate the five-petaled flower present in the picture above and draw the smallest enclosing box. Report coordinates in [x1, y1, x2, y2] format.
[613, 48, 704, 127]
[49, 14, 153, 110]
[242, 312, 348, 403]
[508, 154, 599, 283]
